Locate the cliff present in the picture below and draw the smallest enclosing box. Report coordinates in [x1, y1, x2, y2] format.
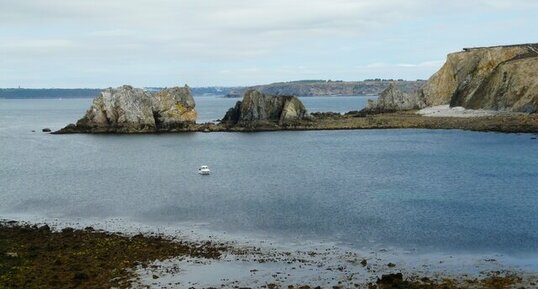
[225, 80, 425, 98]
[420, 43, 538, 112]
[221, 89, 308, 126]
[57, 85, 197, 133]
[363, 44, 538, 114]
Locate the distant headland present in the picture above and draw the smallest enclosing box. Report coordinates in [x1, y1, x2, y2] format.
[0, 80, 423, 99]
[223, 79, 426, 98]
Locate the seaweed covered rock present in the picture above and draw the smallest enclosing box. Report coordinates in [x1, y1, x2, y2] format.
[221, 89, 307, 126]
[57, 85, 197, 133]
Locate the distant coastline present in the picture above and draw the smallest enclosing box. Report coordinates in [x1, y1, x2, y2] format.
[224, 79, 425, 98]
[0, 79, 425, 99]
[0, 88, 102, 99]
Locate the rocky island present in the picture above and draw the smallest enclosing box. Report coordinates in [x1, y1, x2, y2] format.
[56, 44, 538, 134]
[57, 85, 197, 133]
[221, 89, 308, 127]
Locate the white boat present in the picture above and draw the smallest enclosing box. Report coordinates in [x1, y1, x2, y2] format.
[198, 165, 210, 175]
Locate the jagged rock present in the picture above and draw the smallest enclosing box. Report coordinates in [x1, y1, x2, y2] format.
[76, 85, 156, 132]
[58, 85, 197, 133]
[222, 89, 307, 126]
[419, 44, 538, 112]
[363, 83, 424, 113]
[152, 86, 197, 128]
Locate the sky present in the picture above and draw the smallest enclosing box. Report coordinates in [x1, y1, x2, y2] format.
[1, 0, 537, 88]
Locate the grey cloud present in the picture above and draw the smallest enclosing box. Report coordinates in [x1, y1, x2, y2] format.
[1, 0, 537, 87]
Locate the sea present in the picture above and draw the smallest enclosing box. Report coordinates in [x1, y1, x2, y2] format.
[1, 95, 537, 262]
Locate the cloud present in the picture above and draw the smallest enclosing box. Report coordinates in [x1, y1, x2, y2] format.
[1, 39, 77, 51]
[0, 0, 537, 87]
[0, 0, 422, 59]
[363, 61, 443, 69]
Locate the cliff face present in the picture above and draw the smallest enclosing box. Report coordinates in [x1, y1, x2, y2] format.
[363, 83, 425, 113]
[361, 44, 538, 114]
[459, 55, 538, 112]
[61, 85, 197, 133]
[419, 44, 538, 112]
[222, 89, 307, 126]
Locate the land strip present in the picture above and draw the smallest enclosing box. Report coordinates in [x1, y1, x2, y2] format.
[54, 112, 538, 134]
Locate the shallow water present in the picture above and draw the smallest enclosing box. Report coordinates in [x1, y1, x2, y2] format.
[0, 97, 537, 260]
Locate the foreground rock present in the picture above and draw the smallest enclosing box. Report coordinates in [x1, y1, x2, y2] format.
[56, 85, 197, 133]
[221, 89, 308, 127]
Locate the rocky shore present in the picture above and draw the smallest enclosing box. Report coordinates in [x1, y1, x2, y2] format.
[0, 220, 223, 289]
[56, 111, 538, 134]
[1, 220, 535, 289]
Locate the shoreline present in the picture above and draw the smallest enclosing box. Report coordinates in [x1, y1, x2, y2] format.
[53, 112, 538, 134]
[2, 216, 537, 289]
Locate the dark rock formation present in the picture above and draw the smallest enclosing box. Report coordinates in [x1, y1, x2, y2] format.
[221, 89, 307, 126]
[362, 83, 425, 113]
[419, 43, 538, 112]
[56, 85, 197, 133]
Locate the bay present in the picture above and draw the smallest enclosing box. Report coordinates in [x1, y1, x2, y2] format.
[0, 96, 537, 258]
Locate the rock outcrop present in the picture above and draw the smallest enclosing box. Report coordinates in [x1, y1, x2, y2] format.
[363, 44, 538, 114]
[419, 44, 538, 113]
[58, 85, 197, 133]
[221, 89, 307, 126]
[152, 86, 197, 129]
[363, 83, 425, 113]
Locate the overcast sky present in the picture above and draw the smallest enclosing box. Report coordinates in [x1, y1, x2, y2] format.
[1, 0, 537, 88]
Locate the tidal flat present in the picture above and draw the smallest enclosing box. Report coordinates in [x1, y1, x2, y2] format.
[1, 219, 537, 289]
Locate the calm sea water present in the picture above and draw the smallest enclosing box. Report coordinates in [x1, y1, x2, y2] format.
[1, 96, 537, 258]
